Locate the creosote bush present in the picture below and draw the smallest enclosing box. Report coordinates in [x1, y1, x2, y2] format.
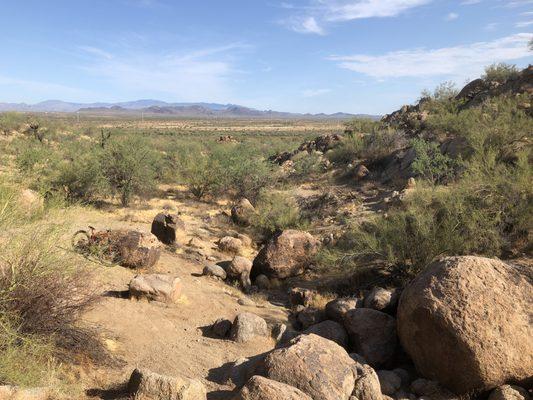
[251, 191, 307, 237]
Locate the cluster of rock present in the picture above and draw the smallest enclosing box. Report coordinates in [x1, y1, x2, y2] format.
[226, 255, 532, 400]
[268, 133, 343, 165]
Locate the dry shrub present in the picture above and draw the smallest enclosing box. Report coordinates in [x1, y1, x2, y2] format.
[0, 228, 103, 364]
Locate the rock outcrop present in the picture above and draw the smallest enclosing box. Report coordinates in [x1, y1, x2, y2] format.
[397, 256, 533, 393]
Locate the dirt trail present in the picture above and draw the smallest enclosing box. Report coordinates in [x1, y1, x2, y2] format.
[71, 189, 288, 399]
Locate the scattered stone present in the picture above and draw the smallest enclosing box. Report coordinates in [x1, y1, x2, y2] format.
[218, 236, 243, 254]
[260, 334, 356, 400]
[304, 320, 348, 347]
[398, 256, 533, 393]
[352, 364, 382, 400]
[107, 230, 161, 269]
[211, 318, 232, 338]
[354, 164, 370, 180]
[271, 322, 298, 344]
[288, 287, 315, 307]
[128, 368, 206, 400]
[236, 375, 312, 400]
[229, 312, 269, 343]
[488, 385, 530, 400]
[231, 198, 256, 226]
[344, 308, 397, 368]
[227, 256, 253, 279]
[297, 307, 326, 330]
[202, 264, 227, 280]
[251, 230, 320, 279]
[129, 274, 182, 303]
[363, 287, 400, 312]
[255, 274, 271, 290]
[150, 213, 183, 245]
[377, 370, 402, 396]
[325, 297, 360, 323]
[0, 386, 49, 400]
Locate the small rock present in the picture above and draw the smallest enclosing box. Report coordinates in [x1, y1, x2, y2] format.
[218, 236, 243, 254]
[377, 370, 402, 395]
[288, 287, 315, 307]
[297, 307, 326, 330]
[255, 274, 271, 290]
[238, 297, 256, 307]
[231, 198, 256, 226]
[129, 274, 182, 303]
[352, 364, 382, 400]
[405, 177, 416, 190]
[325, 297, 360, 323]
[202, 264, 227, 280]
[128, 368, 206, 400]
[236, 375, 312, 400]
[227, 256, 253, 279]
[211, 318, 232, 338]
[151, 212, 183, 245]
[363, 287, 400, 312]
[304, 320, 348, 347]
[489, 385, 530, 400]
[271, 322, 299, 344]
[229, 312, 269, 343]
[354, 164, 370, 180]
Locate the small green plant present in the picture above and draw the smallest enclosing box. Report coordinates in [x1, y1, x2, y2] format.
[410, 138, 460, 184]
[251, 191, 307, 236]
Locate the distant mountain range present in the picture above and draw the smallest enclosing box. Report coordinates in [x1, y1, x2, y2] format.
[0, 99, 378, 120]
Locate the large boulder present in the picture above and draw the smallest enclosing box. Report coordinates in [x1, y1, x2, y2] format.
[251, 230, 320, 279]
[259, 334, 356, 400]
[236, 376, 312, 400]
[107, 230, 161, 269]
[231, 198, 256, 226]
[229, 312, 269, 343]
[129, 274, 182, 303]
[344, 308, 397, 368]
[128, 368, 206, 400]
[150, 213, 183, 245]
[397, 256, 533, 394]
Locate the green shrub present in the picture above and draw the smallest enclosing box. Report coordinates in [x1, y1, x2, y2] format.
[344, 118, 380, 134]
[251, 191, 307, 236]
[410, 138, 460, 183]
[99, 136, 161, 206]
[482, 63, 519, 82]
[326, 133, 364, 165]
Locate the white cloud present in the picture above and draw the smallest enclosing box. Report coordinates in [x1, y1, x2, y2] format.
[283, 0, 431, 34]
[79, 46, 113, 60]
[329, 33, 533, 79]
[484, 22, 499, 30]
[516, 20, 533, 27]
[302, 88, 331, 97]
[461, 0, 482, 5]
[444, 12, 459, 21]
[284, 16, 326, 34]
[78, 43, 247, 102]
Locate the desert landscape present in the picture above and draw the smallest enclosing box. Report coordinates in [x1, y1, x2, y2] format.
[0, 1, 532, 400]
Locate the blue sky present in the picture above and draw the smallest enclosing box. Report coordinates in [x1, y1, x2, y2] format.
[0, 0, 532, 114]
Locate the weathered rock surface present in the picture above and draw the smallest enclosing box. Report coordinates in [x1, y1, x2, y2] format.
[398, 256, 533, 393]
[259, 334, 356, 400]
[352, 364, 383, 400]
[231, 198, 256, 226]
[129, 274, 182, 303]
[108, 230, 161, 269]
[236, 375, 312, 400]
[304, 320, 348, 347]
[151, 213, 183, 245]
[344, 308, 397, 368]
[488, 385, 530, 400]
[218, 236, 243, 254]
[229, 312, 269, 343]
[128, 368, 206, 400]
[325, 297, 360, 323]
[252, 230, 320, 279]
[227, 256, 253, 278]
[363, 287, 399, 312]
[202, 264, 227, 280]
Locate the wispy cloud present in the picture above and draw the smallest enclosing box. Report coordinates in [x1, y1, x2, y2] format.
[78, 43, 248, 102]
[302, 88, 331, 97]
[515, 19, 533, 26]
[328, 33, 532, 79]
[282, 0, 432, 35]
[461, 0, 482, 5]
[0, 75, 93, 101]
[444, 12, 459, 21]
